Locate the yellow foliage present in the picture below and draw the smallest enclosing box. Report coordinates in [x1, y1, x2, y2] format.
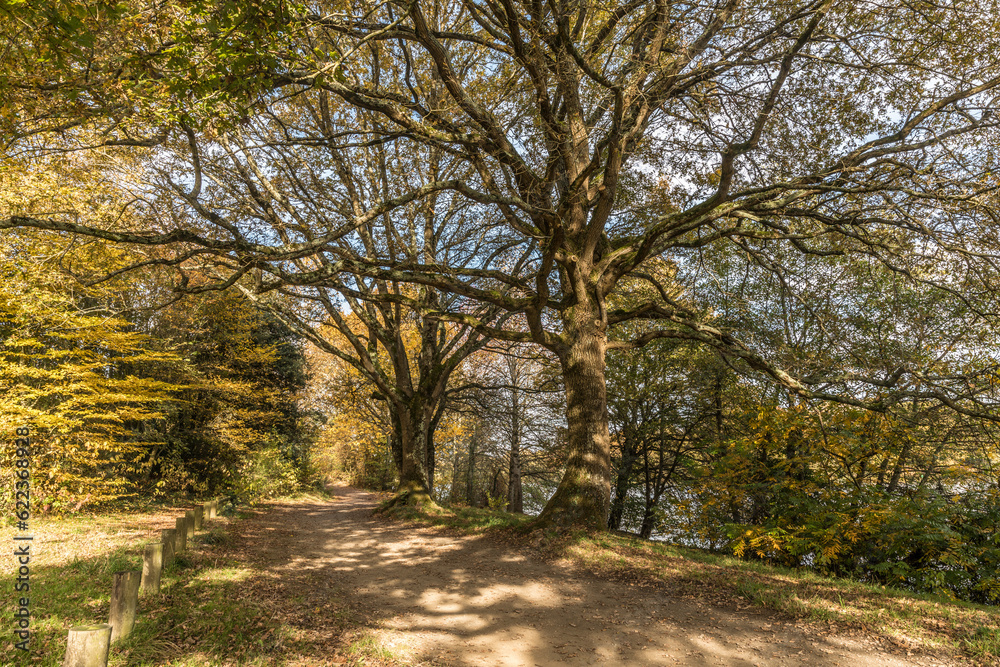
[0, 244, 185, 510]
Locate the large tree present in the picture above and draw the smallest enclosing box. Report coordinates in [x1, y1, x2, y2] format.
[5, 0, 1000, 528]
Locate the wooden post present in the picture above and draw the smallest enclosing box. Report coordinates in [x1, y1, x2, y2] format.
[160, 528, 176, 568]
[174, 517, 188, 552]
[141, 543, 163, 594]
[63, 624, 111, 667]
[108, 571, 140, 642]
[193, 505, 204, 531]
[184, 510, 196, 538]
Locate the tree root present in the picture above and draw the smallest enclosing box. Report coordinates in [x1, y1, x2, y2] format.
[376, 485, 441, 515]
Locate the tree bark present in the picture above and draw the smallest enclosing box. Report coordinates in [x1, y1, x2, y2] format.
[608, 444, 638, 531]
[394, 403, 434, 502]
[389, 413, 403, 476]
[449, 445, 462, 501]
[427, 423, 436, 496]
[382, 315, 458, 507]
[507, 377, 523, 513]
[639, 504, 657, 539]
[537, 320, 611, 529]
[466, 425, 478, 505]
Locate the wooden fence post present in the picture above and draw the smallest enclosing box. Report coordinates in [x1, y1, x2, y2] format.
[141, 543, 163, 594]
[63, 624, 111, 667]
[161, 529, 176, 568]
[108, 571, 140, 642]
[174, 517, 188, 552]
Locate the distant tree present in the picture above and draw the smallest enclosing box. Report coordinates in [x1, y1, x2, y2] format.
[145, 289, 313, 500]
[446, 344, 564, 511]
[606, 337, 718, 537]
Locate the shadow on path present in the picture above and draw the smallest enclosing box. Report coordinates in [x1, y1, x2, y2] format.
[244, 486, 951, 667]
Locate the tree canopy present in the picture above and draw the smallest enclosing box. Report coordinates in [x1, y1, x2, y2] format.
[4, 0, 1000, 528]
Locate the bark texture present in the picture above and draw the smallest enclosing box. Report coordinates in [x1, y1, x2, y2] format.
[389, 395, 441, 507]
[507, 370, 524, 513]
[537, 317, 611, 529]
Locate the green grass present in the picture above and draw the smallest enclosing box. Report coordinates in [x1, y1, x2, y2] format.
[390, 501, 1000, 665]
[190, 527, 231, 547]
[966, 627, 1000, 663]
[347, 632, 398, 662]
[110, 557, 291, 667]
[0, 522, 280, 666]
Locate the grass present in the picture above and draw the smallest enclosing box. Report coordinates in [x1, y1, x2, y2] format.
[0, 502, 190, 666]
[0, 489, 396, 667]
[346, 633, 398, 662]
[384, 501, 1000, 665]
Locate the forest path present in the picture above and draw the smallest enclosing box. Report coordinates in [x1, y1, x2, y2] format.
[251, 486, 955, 667]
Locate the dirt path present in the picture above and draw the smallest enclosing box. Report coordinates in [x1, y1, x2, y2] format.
[250, 487, 959, 667]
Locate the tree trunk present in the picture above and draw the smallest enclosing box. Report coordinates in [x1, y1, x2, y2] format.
[392, 403, 434, 505]
[507, 447, 523, 513]
[639, 504, 656, 539]
[466, 426, 478, 505]
[508, 383, 523, 513]
[491, 466, 506, 505]
[712, 373, 741, 523]
[427, 424, 436, 497]
[450, 446, 463, 502]
[389, 412, 404, 475]
[537, 323, 611, 529]
[886, 440, 912, 494]
[608, 444, 638, 530]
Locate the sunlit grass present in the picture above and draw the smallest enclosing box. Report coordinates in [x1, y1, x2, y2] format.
[191, 566, 253, 584]
[347, 632, 397, 662]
